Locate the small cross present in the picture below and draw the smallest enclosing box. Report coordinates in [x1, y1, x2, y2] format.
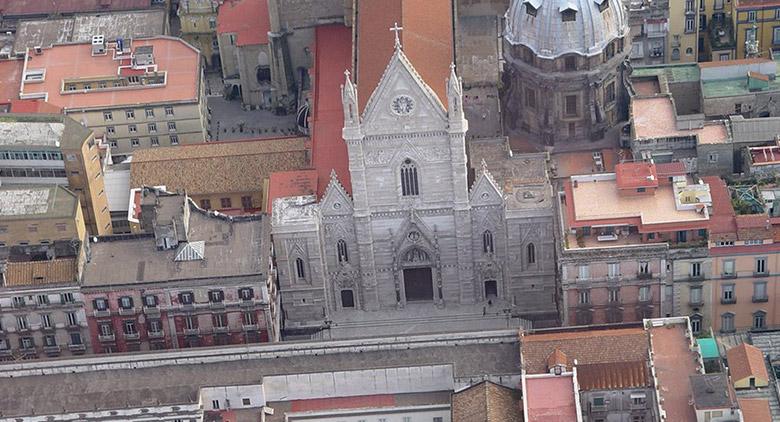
[390, 22, 403, 49]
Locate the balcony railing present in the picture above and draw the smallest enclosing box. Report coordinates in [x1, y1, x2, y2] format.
[753, 296, 769, 303]
[148, 330, 164, 339]
[43, 345, 61, 355]
[689, 298, 704, 307]
[637, 272, 653, 280]
[239, 300, 256, 308]
[754, 272, 769, 278]
[93, 309, 111, 318]
[688, 274, 705, 282]
[242, 324, 259, 331]
[143, 306, 160, 315]
[209, 302, 225, 310]
[183, 327, 200, 336]
[98, 333, 115, 342]
[721, 297, 737, 305]
[68, 343, 86, 352]
[721, 272, 737, 279]
[124, 332, 140, 340]
[118, 307, 136, 316]
[212, 326, 229, 334]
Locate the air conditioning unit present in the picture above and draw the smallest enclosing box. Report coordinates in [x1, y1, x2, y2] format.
[33, 46, 42, 55]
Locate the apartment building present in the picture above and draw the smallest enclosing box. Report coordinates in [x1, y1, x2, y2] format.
[733, 0, 780, 59]
[0, 185, 87, 264]
[668, 0, 700, 62]
[627, 0, 670, 65]
[80, 188, 276, 353]
[698, 0, 736, 61]
[129, 137, 308, 216]
[178, 0, 220, 68]
[0, 259, 90, 360]
[558, 162, 713, 326]
[0, 114, 112, 235]
[18, 36, 207, 160]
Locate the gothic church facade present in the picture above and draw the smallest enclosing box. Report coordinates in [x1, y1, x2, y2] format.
[272, 45, 558, 337]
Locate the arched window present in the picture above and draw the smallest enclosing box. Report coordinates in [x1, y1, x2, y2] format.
[527, 243, 536, 264]
[295, 258, 305, 279]
[482, 230, 494, 254]
[400, 159, 419, 196]
[337, 239, 349, 263]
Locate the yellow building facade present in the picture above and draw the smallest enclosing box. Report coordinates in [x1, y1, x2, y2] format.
[668, 0, 701, 62]
[733, 0, 780, 59]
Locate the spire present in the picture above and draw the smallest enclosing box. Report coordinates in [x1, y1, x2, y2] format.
[447, 63, 461, 96]
[341, 69, 359, 131]
[390, 22, 403, 50]
[446, 62, 466, 132]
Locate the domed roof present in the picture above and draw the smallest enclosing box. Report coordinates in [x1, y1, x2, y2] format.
[505, 0, 628, 59]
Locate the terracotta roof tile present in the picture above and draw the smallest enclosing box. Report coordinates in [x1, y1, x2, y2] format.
[546, 348, 568, 371]
[130, 137, 307, 196]
[4, 258, 77, 287]
[703, 176, 737, 237]
[615, 162, 658, 190]
[726, 343, 769, 385]
[0, 60, 23, 101]
[577, 361, 652, 390]
[451, 381, 522, 422]
[522, 327, 649, 375]
[0, 0, 152, 16]
[289, 394, 395, 412]
[217, 0, 270, 46]
[266, 170, 318, 213]
[655, 161, 686, 178]
[738, 398, 772, 422]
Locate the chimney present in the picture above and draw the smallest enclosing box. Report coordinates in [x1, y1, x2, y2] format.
[91, 35, 106, 55]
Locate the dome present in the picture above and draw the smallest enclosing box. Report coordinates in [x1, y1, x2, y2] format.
[504, 0, 629, 59]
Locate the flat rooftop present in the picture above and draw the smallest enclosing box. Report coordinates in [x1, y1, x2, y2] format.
[20, 37, 200, 110]
[632, 97, 729, 143]
[0, 185, 79, 220]
[0, 120, 63, 147]
[648, 321, 699, 422]
[524, 375, 578, 422]
[702, 75, 780, 98]
[631, 64, 700, 83]
[567, 175, 709, 227]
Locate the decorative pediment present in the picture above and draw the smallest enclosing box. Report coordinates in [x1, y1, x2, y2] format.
[320, 170, 354, 216]
[391, 209, 438, 258]
[470, 161, 505, 207]
[360, 47, 448, 135]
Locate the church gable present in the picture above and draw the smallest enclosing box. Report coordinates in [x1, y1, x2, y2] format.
[360, 49, 448, 135]
[469, 162, 505, 207]
[320, 170, 354, 216]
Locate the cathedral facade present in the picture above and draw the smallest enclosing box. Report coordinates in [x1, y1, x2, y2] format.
[272, 45, 558, 337]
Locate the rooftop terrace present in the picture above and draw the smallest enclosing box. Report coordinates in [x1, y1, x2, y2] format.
[0, 185, 79, 220]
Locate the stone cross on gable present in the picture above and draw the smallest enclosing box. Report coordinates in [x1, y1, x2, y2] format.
[390, 22, 403, 49]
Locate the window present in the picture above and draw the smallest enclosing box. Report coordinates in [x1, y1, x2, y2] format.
[690, 286, 703, 305]
[144, 295, 158, 307]
[721, 313, 735, 332]
[94, 298, 108, 310]
[220, 197, 232, 208]
[179, 292, 194, 305]
[200, 199, 211, 210]
[40, 314, 52, 328]
[20, 337, 33, 349]
[700, 14, 707, 31]
[639, 286, 651, 302]
[608, 288, 620, 303]
[605, 81, 615, 103]
[723, 260, 735, 276]
[37, 294, 49, 305]
[165, 106, 174, 116]
[735, 103, 743, 114]
[128, 124, 137, 134]
[118, 296, 133, 309]
[125, 109, 135, 119]
[685, 0, 694, 12]
[748, 10, 757, 21]
[341, 290, 355, 308]
[60, 292, 74, 304]
[109, 140, 118, 148]
[167, 121, 177, 132]
[242, 398, 251, 406]
[103, 111, 113, 121]
[525, 3, 538, 16]
[579, 290, 590, 304]
[714, 0, 724, 9]
[754, 282, 768, 301]
[400, 159, 419, 196]
[208, 290, 224, 303]
[525, 87, 536, 108]
[148, 122, 157, 133]
[212, 400, 220, 410]
[151, 136, 159, 146]
[754, 311, 767, 329]
[184, 315, 197, 330]
[564, 95, 577, 117]
[564, 56, 577, 71]
[527, 243, 536, 264]
[241, 195, 253, 209]
[690, 262, 701, 277]
[124, 320, 137, 335]
[70, 332, 83, 345]
[213, 313, 227, 328]
[685, 17, 695, 33]
[639, 261, 649, 275]
[131, 138, 140, 147]
[691, 315, 702, 334]
[483, 230, 494, 254]
[67, 312, 78, 326]
[722, 284, 735, 302]
[149, 319, 162, 333]
[573, 265, 588, 281]
[170, 135, 179, 145]
[107, 126, 115, 135]
[12, 296, 25, 307]
[608, 262, 620, 278]
[756, 257, 767, 274]
[243, 311, 256, 325]
[337, 239, 349, 263]
[295, 258, 306, 279]
[708, 152, 719, 163]
[562, 9, 576, 21]
[209, 17, 218, 29]
[17, 315, 28, 331]
[145, 108, 154, 118]
[239, 288, 254, 301]
[128, 76, 140, 84]
[672, 48, 680, 61]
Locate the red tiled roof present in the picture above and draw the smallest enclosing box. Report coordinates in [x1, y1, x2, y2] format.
[289, 394, 395, 412]
[577, 361, 651, 390]
[356, 0, 453, 111]
[703, 176, 737, 236]
[615, 162, 658, 190]
[0, 60, 23, 101]
[546, 348, 568, 371]
[266, 169, 318, 213]
[4, 99, 62, 114]
[217, 0, 270, 46]
[20, 37, 200, 110]
[649, 323, 698, 422]
[738, 399, 772, 422]
[524, 375, 578, 422]
[726, 343, 769, 384]
[310, 25, 352, 197]
[655, 161, 686, 178]
[736, 214, 770, 229]
[750, 145, 780, 165]
[0, 0, 152, 16]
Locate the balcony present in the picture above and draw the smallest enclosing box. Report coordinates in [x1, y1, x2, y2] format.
[43, 345, 61, 355]
[124, 332, 140, 341]
[753, 296, 769, 303]
[183, 327, 200, 336]
[637, 272, 653, 280]
[688, 274, 705, 282]
[143, 306, 160, 315]
[68, 343, 86, 353]
[98, 333, 115, 342]
[689, 298, 704, 307]
[118, 307, 136, 316]
[239, 300, 256, 308]
[209, 301, 225, 310]
[212, 326, 229, 334]
[721, 297, 737, 305]
[0, 349, 11, 358]
[93, 309, 111, 318]
[242, 324, 259, 331]
[721, 272, 737, 279]
[147, 330, 164, 339]
[753, 272, 769, 278]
